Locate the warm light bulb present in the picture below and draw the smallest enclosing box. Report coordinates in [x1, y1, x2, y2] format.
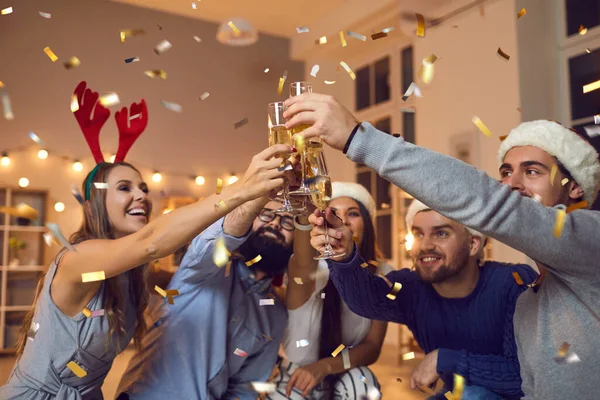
[54, 202, 65, 212]
[152, 172, 162, 183]
[1, 153, 10, 166]
[18, 177, 29, 188]
[38, 149, 48, 159]
[195, 176, 206, 185]
[227, 174, 239, 185]
[72, 161, 83, 172]
[404, 233, 414, 252]
[109, 154, 116, 163]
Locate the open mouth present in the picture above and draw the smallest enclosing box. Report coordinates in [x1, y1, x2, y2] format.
[126, 208, 148, 220]
[418, 255, 443, 267]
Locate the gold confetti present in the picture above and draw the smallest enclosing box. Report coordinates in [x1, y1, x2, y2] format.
[579, 25, 588, 36]
[228, 21, 240, 36]
[70, 94, 79, 112]
[154, 285, 167, 297]
[277, 75, 286, 95]
[360, 262, 369, 268]
[144, 69, 167, 79]
[386, 282, 402, 300]
[554, 341, 581, 365]
[497, 47, 510, 60]
[43, 46, 58, 62]
[213, 236, 230, 267]
[453, 374, 465, 399]
[215, 200, 227, 211]
[120, 29, 146, 43]
[245, 255, 262, 267]
[1, 7, 13, 15]
[340, 61, 356, 80]
[561, 178, 569, 186]
[553, 209, 566, 238]
[402, 351, 415, 360]
[99, 92, 120, 107]
[66, 361, 87, 378]
[368, 260, 381, 268]
[0, 81, 3, 88]
[418, 54, 437, 84]
[472, 116, 493, 137]
[81, 271, 106, 283]
[419, 386, 436, 396]
[154, 285, 179, 304]
[583, 79, 600, 93]
[216, 178, 223, 194]
[550, 164, 558, 186]
[512, 272, 524, 285]
[586, 48, 591, 54]
[331, 344, 345, 357]
[566, 200, 588, 213]
[557, 342, 570, 358]
[315, 36, 327, 45]
[339, 31, 347, 47]
[82, 307, 92, 318]
[416, 13, 426, 37]
[517, 8, 526, 18]
[324, 80, 336, 85]
[224, 261, 231, 277]
[499, 135, 508, 141]
[371, 31, 387, 40]
[261, 333, 274, 341]
[293, 277, 303, 285]
[63, 56, 81, 70]
[347, 31, 366, 41]
[310, 64, 320, 77]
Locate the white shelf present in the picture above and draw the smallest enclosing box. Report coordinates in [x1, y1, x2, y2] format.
[0, 226, 46, 232]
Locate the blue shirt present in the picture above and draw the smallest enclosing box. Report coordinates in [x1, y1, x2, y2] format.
[328, 249, 537, 399]
[117, 218, 288, 399]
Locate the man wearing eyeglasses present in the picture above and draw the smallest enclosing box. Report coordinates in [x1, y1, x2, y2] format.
[117, 200, 295, 399]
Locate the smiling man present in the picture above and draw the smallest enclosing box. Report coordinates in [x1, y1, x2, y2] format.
[309, 199, 536, 399]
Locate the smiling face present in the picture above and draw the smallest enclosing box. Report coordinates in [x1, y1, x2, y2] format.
[329, 197, 365, 245]
[251, 201, 294, 247]
[104, 165, 151, 238]
[499, 146, 584, 207]
[411, 210, 481, 283]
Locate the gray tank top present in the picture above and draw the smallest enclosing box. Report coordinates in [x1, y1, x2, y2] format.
[0, 250, 137, 399]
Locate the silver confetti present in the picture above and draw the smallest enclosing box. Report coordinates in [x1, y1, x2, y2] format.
[125, 57, 139, 64]
[1, 91, 14, 120]
[347, 31, 367, 41]
[93, 182, 108, 189]
[45, 223, 76, 251]
[27, 321, 40, 341]
[584, 125, 600, 138]
[39, 11, 51, 18]
[43, 232, 55, 247]
[296, 27, 309, 33]
[401, 82, 422, 101]
[251, 382, 276, 393]
[310, 64, 320, 77]
[70, 184, 84, 205]
[199, 92, 210, 101]
[594, 115, 600, 124]
[154, 39, 172, 55]
[259, 299, 274, 306]
[193, 36, 202, 42]
[381, 27, 395, 33]
[296, 339, 309, 347]
[161, 100, 182, 113]
[554, 352, 581, 365]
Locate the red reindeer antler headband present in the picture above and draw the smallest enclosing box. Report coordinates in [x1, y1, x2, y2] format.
[72, 81, 148, 200]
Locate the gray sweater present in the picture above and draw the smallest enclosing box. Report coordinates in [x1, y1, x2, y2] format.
[345, 122, 599, 399]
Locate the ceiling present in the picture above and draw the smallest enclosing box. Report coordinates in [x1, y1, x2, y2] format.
[110, 0, 348, 38]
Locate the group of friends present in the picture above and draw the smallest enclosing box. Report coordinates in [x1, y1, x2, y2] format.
[0, 82, 598, 400]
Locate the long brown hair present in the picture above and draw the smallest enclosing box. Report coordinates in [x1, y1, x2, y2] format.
[319, 200, 381, 396]
[16, 162, 149, 358]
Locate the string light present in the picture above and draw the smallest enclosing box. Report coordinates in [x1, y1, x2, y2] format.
[152, 172, 163, 183]
[54, 202, 65, 212]
[1, 152, 10, 166]
[227, 174, 239, 185]
[72, 161, 83, 172]
[18, 177, 29, 188]
[38, 149, 48, 159]
[195, 176, 206, 186]
[404, 233, 414, 251]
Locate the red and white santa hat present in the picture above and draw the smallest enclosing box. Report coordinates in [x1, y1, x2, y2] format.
[331, 182, 376, 224]
[497, 120, 600, 206]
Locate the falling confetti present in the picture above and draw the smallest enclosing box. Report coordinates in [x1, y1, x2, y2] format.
[66, 361, 87, 378]
[586, 48, 591, 54]
[70, 94, 79, 113]
[39, 11, 51, 18]
[82, 308, 92, 318]
[360, 262, 369, 268]
[234, 348, 248, 357]
[99, 93, 120, 107]
[46, 223, 76, 251]
[1, 91, 13, 120]
[120, 29, 146, 43]
[386, 282, 402, 300]
[324, 80, 336, 85]
[144, 70, 167, 79]
[81, 271, 106, 283]
[0, 81, 3, 88]
[277, 70, 288, 95]
[215, 199, 227, 211]
[583, 79, 600, 93]
[550, 164, 558, 186]
[340, 61, 356, 80]
[339, 31, 348, 47]
[43, 46, 58, 62]
[259, 299, 274, 306]
[27, 321, 39, 341]
[264, 68, 270, 73]
[517, 8, 526, 18]
[371, 31, 388, 40]
[416, 13, 426, 37]
[296, 27, 309, 33]
[28, 132, 43, 146]
[584, 124, 600, 138]
[497, 48, 510, 61]
[199, 92, 210, 101]
[315, 36, 327, 45]
[43, 232, 56, 247]
[216, 178, 223, 194]
[472, 116, 493, 137]
[347, 31, 367, 41]
[512, 271, 524, 285]
[125, 57, 140, 64]
[193, 36, 202, 42]
[251, 382, 276, 393]
[296, 339, 309, 347]
[554, 342, 581, 365]
[93, 182, 108, 189]
[228, 21, 241, 36]
[566, 200, 588, 213]
[63, 56, 81, 70]
[553, 209, 566, 238]
[1, 7, 13, 15]
[331, 344, 345, 357]
[445, 374, 465, 400]
[293, 277, 303, 285]
[310, 64, 320, 77]
[213, 236, 230, 267]
[70, 184, 84, 204]
[579, 25, 588, 35]
[234, 118, 249, 129]
[161, 100, 182, 113]
[401, 82, 422, 101]
[192, 2, 197, 9]
[154, 39, 172, 55]
[154, 285, 179, 304]
[82, 308, 105, 318]
[418, 54, 437, 84]
[341, 348, 351, 369]
[402, 351, 415, 360]
[245, 254, 262, 267]
[561, 178, 569, 186]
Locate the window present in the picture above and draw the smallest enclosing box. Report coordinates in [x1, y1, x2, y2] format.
[402, 112, 415, 144]
[374, 56, 390, 104]
[568, 47, 600, 120]
[357, 171, 372, 193]
[354, 57, 390, 111]
[401, 46, 414, 93]
[374, 116, 391, 135]
[376, 215, 392, 260]
[566, 0, 600, 37]
[355, 66, 371, 111]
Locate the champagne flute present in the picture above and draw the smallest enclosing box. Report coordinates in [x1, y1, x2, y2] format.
[268, 102, 307, 214]
[306, 142, 346, 260]
[288, 81, 317, 196]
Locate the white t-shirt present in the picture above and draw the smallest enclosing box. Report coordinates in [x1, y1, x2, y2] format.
[282, 259, 392, 366]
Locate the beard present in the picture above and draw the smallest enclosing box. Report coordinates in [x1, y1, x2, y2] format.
[414, 243, 470, 283]
[235, 225, 293, 277]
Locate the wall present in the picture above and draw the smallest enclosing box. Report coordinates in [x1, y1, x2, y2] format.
[0, 0, 303, 239]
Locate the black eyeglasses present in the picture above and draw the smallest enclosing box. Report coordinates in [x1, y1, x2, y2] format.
[258, 209, 294, 231]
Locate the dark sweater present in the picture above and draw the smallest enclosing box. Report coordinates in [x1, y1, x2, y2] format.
[328, 250, 537, 398]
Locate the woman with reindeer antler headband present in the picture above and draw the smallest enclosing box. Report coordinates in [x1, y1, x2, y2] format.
[0, 81, 292, 400]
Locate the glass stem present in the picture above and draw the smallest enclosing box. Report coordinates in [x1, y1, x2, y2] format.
[322, 212, 332, 253]
[300, 150, 307, 188]
[282, 179, 290, 204]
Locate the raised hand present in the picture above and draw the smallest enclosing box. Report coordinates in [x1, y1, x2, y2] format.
[115, 99, 148, 162]
[308, 208, 353, 258]
[72, 81, 110, 163]
[239, 144, 293, 202]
